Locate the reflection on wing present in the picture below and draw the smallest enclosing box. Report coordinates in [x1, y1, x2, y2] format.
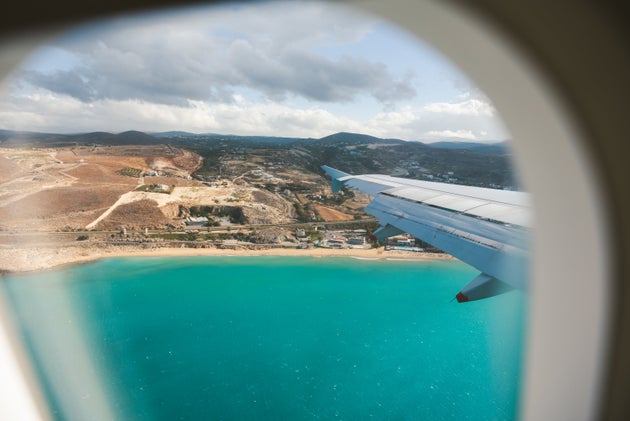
[322, 166, 531, 302]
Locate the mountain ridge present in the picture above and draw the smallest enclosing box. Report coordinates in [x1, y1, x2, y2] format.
[0, 129, 508, 153]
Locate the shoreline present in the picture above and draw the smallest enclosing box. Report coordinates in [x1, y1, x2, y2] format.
[0, 244, 456, 274]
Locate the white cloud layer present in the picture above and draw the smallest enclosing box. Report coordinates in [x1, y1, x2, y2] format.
[0, 92, 507, 141]
[423, 99, 495, 116]
[425, 130, 477, 140]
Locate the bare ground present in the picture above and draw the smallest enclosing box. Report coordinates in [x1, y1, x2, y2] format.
[0, 147, 204, 231]
[95, 199, 173, 230]
[0, 145, 300, 232]
[313, 205, 355, 221]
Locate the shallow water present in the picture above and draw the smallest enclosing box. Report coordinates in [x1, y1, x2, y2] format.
[2, 256, 527, 420]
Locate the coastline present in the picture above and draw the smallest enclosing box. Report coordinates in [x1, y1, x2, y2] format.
[0, 244, 456, 274]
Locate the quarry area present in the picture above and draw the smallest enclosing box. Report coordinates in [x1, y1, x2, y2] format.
[0, 144, 375, 260]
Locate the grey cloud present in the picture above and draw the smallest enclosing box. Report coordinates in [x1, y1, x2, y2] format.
[21, 37, 239, 106]
[226, 41, 416, 103]
[373, 70, 417, 104]
[22, 69, 97, 102]
[16, 4, 416, 107]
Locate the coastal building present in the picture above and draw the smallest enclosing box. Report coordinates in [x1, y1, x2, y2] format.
[327, 237, 346, 249]
[347, 236, 365, 245]
[387, 234, 416, 247]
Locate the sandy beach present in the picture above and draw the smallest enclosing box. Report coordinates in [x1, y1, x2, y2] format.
[0, 243, 455, 274]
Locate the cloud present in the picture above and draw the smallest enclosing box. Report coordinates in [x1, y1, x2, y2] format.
[227, 42, 415, 103]
[0, 93, 364, 137]
[425, 130, 477, 140]
[0, 90, 509, 142]
[0, 2, 511, 143]
[21, 69, 96, 102]
[361, 101, 507, 141]
[11, 2, 415, 107]
[423, 99, 495, 116]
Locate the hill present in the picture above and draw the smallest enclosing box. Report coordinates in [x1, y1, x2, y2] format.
[316, 132, 407, 146]
[0, 129, 519, 188]
[428, 141, 510, 154]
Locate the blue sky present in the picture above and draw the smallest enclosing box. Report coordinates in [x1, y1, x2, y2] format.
[0, 1, 509, 142]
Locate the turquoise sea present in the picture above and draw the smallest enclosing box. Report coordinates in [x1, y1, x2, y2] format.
[1, 256, 526, 420]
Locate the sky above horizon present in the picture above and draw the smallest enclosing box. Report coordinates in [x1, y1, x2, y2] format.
[0, 2, 509, 143]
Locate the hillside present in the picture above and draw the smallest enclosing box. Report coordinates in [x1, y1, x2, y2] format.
[0, 129, 519, 188]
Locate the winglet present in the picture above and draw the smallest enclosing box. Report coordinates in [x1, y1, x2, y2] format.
[321, 165, 351, 193]
[455, 273, 514, 303]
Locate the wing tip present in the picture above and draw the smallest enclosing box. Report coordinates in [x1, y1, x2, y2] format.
[455, 292, 469, 303]
[321, 165, 351, 193]
[454, 273, 514, 303]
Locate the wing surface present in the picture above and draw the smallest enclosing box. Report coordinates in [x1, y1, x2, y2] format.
[322, 165, 531, 302]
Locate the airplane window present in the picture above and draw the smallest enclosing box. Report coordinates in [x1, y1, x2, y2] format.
[10, 1, 616, 420]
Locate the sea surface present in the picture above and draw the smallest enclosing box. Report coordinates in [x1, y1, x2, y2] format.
[1, 256, 527, 420]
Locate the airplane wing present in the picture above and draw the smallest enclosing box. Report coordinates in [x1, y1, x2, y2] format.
[322, 165, 531, 302]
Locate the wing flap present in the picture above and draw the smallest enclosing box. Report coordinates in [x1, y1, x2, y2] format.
[384, 186, 531, 228]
